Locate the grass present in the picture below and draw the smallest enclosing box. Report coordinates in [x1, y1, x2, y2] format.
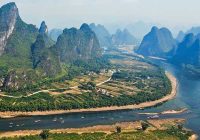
[0, 130, 190, 140]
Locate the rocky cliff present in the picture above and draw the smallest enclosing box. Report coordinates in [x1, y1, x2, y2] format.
[56, 23, 102, 63]
[0, 3, 103, 91]
[0, 2, 19, 56]
[31, 21, 61, 76]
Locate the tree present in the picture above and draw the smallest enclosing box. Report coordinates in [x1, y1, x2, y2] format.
[141, 122, 149, 131]
[116, 126, 121, 133]
[40, 130, 50, 139]
[177, 123, 183, 130]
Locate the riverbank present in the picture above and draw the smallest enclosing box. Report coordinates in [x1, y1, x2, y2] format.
[138, 108, 187, 115]
[0, 72, 177, 119]
[0, 118, 186, 138]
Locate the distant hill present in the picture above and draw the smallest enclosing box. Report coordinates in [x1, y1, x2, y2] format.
[176, 31, 185, 42]
[56, 23, 102, 63]
[49, 28, 63, 41]
[89, 23, 112, 48]
[177, 26, 200, 43]
[186, 26, 200, 35]
[126, 21, 154, 40]
[111, 29, 138, 46]
[136, 26, 177, 57]
[172, 33, 200, 67]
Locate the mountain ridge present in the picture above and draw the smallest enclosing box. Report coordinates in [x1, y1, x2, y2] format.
[0, 2, 103, 91]
[112, 28, 138, 46]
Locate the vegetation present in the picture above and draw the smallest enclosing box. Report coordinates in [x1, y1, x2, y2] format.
[0, 2, 173, 113]
[39, 130, 50, 140]
[0, 4, 106, 95]
[0, 52, 171, 112]
[116, 126, 122, 133]
[0, 128, 191, 140]
[141, 121, 150, 131]
[78, 82, 96, 90]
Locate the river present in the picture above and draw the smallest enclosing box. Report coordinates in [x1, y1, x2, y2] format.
[0, 59, 200, 136]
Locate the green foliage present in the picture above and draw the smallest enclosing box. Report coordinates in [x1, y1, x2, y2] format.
[116, 126, 121, 133]
[39, 130, 50, 140]
[0, 130, 190, 140]
[0, 65, 8, 77]
[0, 64, 171, 112]
[177, 123, 183, 130]
[73, 57, 111, 73]
[141, 121, 149, 131]
[1, 18, 38, 69]
[78, 82, 96, 90]
[166, 126, 191, 140]
[31, 33, 62, 77]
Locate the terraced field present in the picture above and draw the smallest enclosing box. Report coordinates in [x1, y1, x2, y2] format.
[0, 51, 171, 112]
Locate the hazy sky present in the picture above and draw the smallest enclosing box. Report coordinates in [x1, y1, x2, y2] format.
[0, 0, 200, 32]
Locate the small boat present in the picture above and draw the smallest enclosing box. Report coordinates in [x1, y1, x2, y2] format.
[81, 116, 85, 119]
[9, 122, 13, 125]
[34, 120, 41, 123]
[61, 120, 65, 124]
[110, 118, 114, 120]
[16, 124, 20, 127]
[9, 125, 13, 128]
[147, 115, 159, 119]
[53, 118, 57, 122]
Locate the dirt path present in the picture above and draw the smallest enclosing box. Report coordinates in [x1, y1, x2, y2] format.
[0, 71, 177, 119]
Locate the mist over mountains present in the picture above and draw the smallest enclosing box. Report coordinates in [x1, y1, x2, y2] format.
[172, 33, 200, 67]
[136, 25, 200, 73]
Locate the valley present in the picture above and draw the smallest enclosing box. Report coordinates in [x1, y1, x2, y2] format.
[0, 50, 173, 118]
[0, 1, 200, 140]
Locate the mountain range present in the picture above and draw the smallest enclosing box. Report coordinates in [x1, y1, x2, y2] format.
[126, 21, 154, 41]
[0, 2, 102, 90]
[1, 1, 200, 91]
[172, 33, 200, 67]
[176, 26, 200, 42]
[111, 29, 138, 46]
[89, 23, 112, 48]
[49, 28, 63, 41]
[90, 24, 138, 48]
[136, 25, 200, 73]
